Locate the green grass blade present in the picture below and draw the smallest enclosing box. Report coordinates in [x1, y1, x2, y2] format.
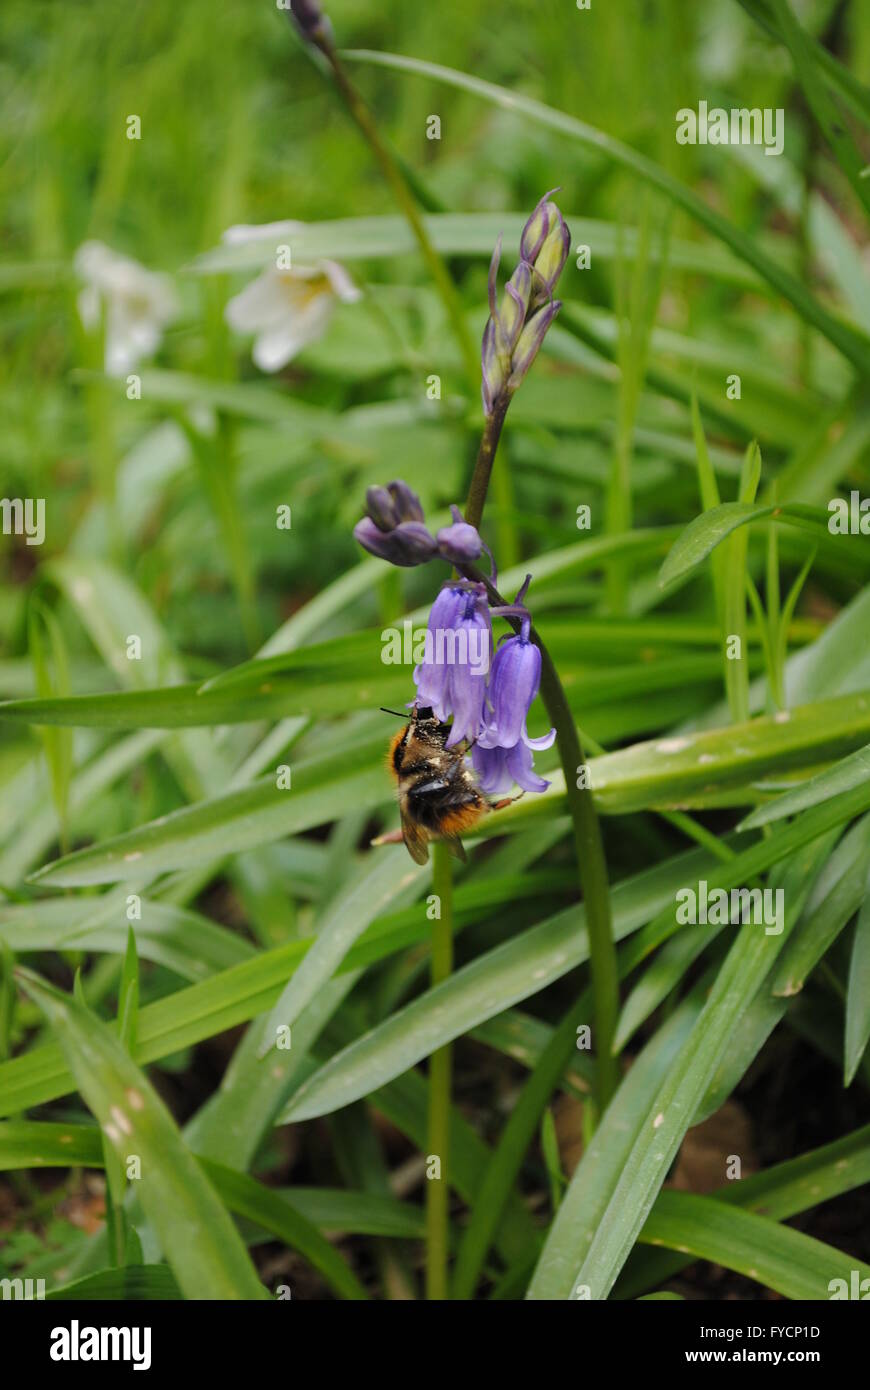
[618, 1121, 870, 1297]
[0, 1122, 369, 1296]
[14, 967, 269, 1301]
[27, 599, 73, 848]
[0, 1119, 102, 1168]
[845, 871, 870, 1086]
[359, 1065, 539, 1264]
[740, 742, 870, 829]
[280, 847, 745, 1124]
[452, 1004, 580, 1299]
[771, 0, 870, 216]
[0, 895, 255, 981]
[527, 987, 705, 1299]
[773, 814, 870, 997]
[774, 545, 818, 698]
[258, 846, 421, 1057]
[658, 501, 833, 590]
[118, 926, 139, 1054]
[527, 806, 864, 1299]
[46, 1266, 182, 1300]
[196, 1158, 368, 1300]
[639, 1189, 870, 1299]
[190, 211, 768, 287]
[722, 442, 762, 723]
[735, 0, 870, 126]
[613, 926, 720, 1054]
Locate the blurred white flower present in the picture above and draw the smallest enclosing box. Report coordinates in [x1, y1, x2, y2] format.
[74, 241, 178, 377]
[225, 259, 362, 373]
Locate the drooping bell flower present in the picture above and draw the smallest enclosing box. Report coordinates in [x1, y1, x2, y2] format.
[414, 584, 491, 746]
[413, 586, 466, 719]
[472, 738, 552, 796]
[474, 612, 555, 791]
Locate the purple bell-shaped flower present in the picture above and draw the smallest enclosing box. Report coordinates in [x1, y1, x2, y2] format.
[414, 584, 492, 746]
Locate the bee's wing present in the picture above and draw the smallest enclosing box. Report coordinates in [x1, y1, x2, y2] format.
[400, 810, 431, 865]
[442, 833, 468, 863]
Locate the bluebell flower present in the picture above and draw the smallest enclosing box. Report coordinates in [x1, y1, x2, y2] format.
[472, 739, 551, 795]
[436, 506, 484, 566]
[413, 585, 466, 720]
[479, 625, 555, 752]
[354, 476, 555, 804]
[414, 584, 491, 746]
[473, 614, 555, 792]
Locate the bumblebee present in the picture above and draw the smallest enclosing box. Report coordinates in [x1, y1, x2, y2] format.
[385, 705, 513, 865]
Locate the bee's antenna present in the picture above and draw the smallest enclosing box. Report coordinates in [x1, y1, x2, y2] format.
[379, 707, 409, 718]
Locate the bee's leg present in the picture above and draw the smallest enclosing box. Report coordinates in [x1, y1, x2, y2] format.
[489, 791, 526, 811]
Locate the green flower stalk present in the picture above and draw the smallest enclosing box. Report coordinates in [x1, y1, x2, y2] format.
[467, 190, 570, 531]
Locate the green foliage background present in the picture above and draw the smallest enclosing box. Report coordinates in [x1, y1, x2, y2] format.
[0, 0, 869, 1301]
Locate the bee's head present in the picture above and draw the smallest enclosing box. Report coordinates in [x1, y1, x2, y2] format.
[380, 704, 437, 727]
[411, 705, 453, 748]
[381, 703, 450, 746]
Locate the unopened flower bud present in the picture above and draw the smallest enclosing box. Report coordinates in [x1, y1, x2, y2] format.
[481, 317, 507, 416]
[365, 485, 400, 532]
[387, 479, 425, 525]
[436, 506, 483, 565]
[481, 190, 569, 415]
[353, 516, 438, 567]
[519, 189, 557, 264]
[497, 261, 532, 356]
[520, 189, 571, 309]
[530, 217, 570, 308]
[508, 300, 562, 391]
